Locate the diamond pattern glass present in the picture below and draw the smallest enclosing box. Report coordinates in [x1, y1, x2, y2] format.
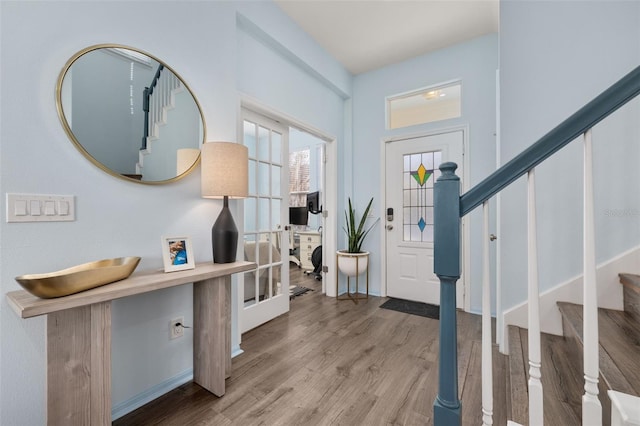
[402, 150, 442, 242]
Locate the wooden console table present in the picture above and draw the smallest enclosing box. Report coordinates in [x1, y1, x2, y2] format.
[6, 261, 255, 426]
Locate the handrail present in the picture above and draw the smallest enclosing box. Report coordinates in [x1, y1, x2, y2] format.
[141, 64, 165, 150]
[460, 65, 640, 217]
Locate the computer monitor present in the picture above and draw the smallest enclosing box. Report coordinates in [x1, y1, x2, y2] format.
[307, 191, 322, 214]
[289, 206, 308, 226]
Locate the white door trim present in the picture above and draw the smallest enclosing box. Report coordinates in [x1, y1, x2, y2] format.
[239, 94, 338, 298]
[380, 125, 470, 311]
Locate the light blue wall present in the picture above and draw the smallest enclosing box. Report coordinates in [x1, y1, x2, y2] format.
[0, 1, 349, 424]
[499, 1, 640, 312]
[352, 34, 498, 311]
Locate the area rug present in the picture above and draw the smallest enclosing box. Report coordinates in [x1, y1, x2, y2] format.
[289, 286, 313, 299]
[380, 298, 440, 320]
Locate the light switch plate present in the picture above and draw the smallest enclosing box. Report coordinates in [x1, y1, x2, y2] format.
[6, 193, 75, 222]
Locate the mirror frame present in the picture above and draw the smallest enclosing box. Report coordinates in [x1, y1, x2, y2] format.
[55, 43, 206, 185]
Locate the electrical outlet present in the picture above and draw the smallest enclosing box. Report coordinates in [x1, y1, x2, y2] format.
[170, 317, 184, 339]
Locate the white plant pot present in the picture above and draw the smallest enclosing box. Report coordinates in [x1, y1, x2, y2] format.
[336, 250, 369, 277]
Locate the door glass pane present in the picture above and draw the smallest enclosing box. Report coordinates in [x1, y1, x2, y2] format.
[258, 126, 269, 161]
[272, 165, 281, 197]
[272, 264, 282, 297]
[402, 150, 442, 242]
[243, 271, 257, 307]
[258, 236, 270, 266]
[248, 159, 256, 195]
[272, 132, 282, 165]
[271, 199, 281, 229]
[261, 266, 272, 301]
[258, 198, 269, 231]
[244, 197, 256, 232]
[258, 162, 269, 196]
[242, 233, 258, 307]
[244, 121, 257, 158]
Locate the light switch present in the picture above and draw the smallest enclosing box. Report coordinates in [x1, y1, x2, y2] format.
[58, 200, 69, 216]
[44, 201, 56, 216]
[14, 200, 27, 216]
[6, 193, 75, 222]
[30, 200, 41, 216]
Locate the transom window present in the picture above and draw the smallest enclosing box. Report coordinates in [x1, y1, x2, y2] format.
[387, 81, 462, 129]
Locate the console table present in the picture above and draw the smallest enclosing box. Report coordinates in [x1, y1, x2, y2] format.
[6, 261, 255, 426]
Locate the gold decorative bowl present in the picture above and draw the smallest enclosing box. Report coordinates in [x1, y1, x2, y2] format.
[15, 256, 141, 298]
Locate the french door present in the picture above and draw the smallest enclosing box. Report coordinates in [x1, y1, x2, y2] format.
[240, 110, 290, 333]
[385, 130, 464, 306]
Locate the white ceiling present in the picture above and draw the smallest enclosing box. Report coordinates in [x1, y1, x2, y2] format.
[274, 0, 499, 75]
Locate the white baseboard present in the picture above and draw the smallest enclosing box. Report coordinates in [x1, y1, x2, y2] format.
[112, 368, 193, 420]
[232, 346, 244, 358]
[502, 244, 640, 346]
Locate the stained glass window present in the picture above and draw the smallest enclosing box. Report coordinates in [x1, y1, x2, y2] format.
[403, 151, 442, 242]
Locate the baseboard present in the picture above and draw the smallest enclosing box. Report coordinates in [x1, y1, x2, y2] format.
[502, 244, 640, 345]
[232, 346, 244, 358]
[111, 369, 193, 421]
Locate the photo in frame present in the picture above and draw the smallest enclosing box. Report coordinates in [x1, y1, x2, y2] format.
[161, 236, 195, 272]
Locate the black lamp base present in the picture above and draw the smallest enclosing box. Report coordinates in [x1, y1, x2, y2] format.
[212, 196, 238, 264]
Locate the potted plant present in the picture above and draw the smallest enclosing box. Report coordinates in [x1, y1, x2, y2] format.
[337, 197, 375, 277]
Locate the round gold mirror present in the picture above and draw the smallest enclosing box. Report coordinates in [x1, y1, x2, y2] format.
[56, 44, 205, 184]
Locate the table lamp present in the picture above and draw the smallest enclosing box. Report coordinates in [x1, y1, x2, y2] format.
[201, 142, 248, 263]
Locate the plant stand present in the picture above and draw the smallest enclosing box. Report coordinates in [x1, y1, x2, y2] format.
[335, 252, 369, 304]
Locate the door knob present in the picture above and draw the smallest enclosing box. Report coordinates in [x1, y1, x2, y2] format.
[489, 234, 497, 241]
[386, 225, 393, 230]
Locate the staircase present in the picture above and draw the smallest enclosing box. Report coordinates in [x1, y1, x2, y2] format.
[507, 274, 640, 425]
[432, 65, 640, 425]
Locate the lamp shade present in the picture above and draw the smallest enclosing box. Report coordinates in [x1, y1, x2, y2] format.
[201, 142, 248, 199]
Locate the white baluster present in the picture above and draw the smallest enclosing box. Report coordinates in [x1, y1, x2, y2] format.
[527, 169, 543, 425]
[583, 128, 602, 424]
[163, 72, 169, 113]
[482, 201, 493, 426]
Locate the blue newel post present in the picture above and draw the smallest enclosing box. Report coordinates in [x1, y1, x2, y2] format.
[433, 162, 462, 425]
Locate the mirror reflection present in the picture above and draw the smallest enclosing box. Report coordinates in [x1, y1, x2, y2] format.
[57, 45, 205, 183]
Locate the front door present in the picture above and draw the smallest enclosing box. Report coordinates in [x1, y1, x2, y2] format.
[385, 130, 464, 305]
[241, 110, 290, 333]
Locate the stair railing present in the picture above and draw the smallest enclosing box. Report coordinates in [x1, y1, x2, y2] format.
[433, 64, 640, 426]
[140, 64, 180, 151]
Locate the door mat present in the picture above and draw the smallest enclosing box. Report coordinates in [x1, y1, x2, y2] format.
[380, 298, 439, 320]
[290, 286, 313, 299]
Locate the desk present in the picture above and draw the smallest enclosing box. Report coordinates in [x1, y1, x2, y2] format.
[6, 261, 255, 426]
[297, 231, 322, 269]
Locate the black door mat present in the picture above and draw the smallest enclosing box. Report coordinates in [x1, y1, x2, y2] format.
[290, 286, 313, 299]
[380, 298, 439, 319]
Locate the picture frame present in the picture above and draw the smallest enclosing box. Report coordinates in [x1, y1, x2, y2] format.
[161, 236, 195, 272]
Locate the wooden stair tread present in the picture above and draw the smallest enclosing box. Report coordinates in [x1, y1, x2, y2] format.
[620, 273, 640, 322]
[557, 302, 640, 396]
[508, 325, 582, 425]
[619, 273, 640, 292]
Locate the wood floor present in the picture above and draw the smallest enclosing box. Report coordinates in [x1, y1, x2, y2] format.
[114, 268, 507, 425]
